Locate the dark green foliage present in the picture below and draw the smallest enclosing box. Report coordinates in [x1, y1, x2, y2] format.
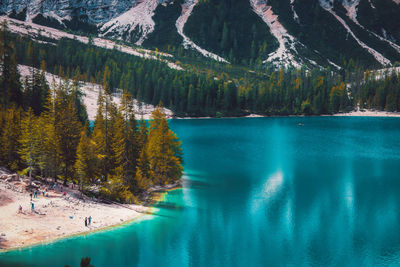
[184, 0, 278, 63]
[63, 15, 98, 35]
[4, 20, 400, 118]
[332, 2, 400, 63]
[0, 22, 23, 108]
[23, 69, 50, 116]
[9, 8, 27, 21]
[278, 0, 379, 67]
[143, 0, 184, 50]
[32, 14, 66, 31]
[32, 14, 98, 35]
[356, 69, 400, 111]
[357, 0, 400, 45]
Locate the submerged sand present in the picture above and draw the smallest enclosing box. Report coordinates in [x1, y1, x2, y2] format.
[0, 174, 149, 251]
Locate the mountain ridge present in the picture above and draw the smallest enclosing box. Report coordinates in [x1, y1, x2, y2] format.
[1, 0, 400, 68]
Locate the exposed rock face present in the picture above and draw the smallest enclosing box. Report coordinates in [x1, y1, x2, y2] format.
[0, 0, 135, 24]
[1, 0, 400, 68]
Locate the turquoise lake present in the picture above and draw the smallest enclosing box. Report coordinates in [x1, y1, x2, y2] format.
[1, 117, 400, 266]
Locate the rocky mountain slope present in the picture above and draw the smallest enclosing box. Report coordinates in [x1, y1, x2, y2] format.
[1, 0, 400, 68]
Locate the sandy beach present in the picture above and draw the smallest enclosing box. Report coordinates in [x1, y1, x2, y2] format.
[331, 109, 400, 117]
[0, 170, 149, 251]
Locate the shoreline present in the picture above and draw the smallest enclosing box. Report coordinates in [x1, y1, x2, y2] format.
[172, 110, 400, 119]
[0, 174, 180, 253]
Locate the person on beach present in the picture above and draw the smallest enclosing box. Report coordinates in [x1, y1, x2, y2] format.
[88, 216, 92, 225]
[30, 192, 32, 201]
[31, 202, 34, 211]
[18, 205, 22, 213]
[34, 190, 37, 198]
[85, 217, 88, 227]
[42, 189, 45, 196]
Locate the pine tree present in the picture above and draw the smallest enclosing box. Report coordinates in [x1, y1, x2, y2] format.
[24, 61, 50, 115]
[19, 108, 40, 178]
[0, 22, 23, 108]
[146, 106, 183, 185]
[221, 22, 229, 51]
[120, 91, 140, 189]
[0, 107, 22, 171]
[92, 91, 107, 179]
[39, 93, 62, 180]
[135, 148, 152, 192]
[54, 83, 82, 182]
[75, 126, 97, 188]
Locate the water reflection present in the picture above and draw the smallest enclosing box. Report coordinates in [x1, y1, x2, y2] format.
[2, 117, 400, 266]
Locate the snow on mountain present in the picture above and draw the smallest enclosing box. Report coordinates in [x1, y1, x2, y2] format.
[250, 0, 304, 68]
[1, 0, 133, 24]
[290, 0, 300, 23]
[1, 16, 183, 71]
[318, 0, 392, 66]
[18, 65, 174, 120]
[342, 0, 360, 23]
[176, 0, 228, 63]
[100, 0, 158, 45]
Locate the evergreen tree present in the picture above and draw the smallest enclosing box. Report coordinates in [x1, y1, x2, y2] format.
[39, 93, 62, 180]
[0, 107, 22, 171]
[54, 83, 82, 181]
[0, 22, 23, 108]
[19, 108, 40, 178]
[75, 126, 97, 188]
[146, 106, 183, 185]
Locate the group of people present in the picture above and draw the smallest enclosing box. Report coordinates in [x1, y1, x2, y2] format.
[29, 188, 38, 200]
[29, 187, 51, 201]
[85, 216, 92, 227]
[23, 183, 66, 215]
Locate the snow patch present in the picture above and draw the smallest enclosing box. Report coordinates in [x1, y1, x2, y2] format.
[175, 0, 228, 63]
[250, 0, 304, 68]
[368, 0, 376, 9]
[290, 0, 299, 23]
[319, 0, 333, 9]
[342, 0, 360, 24]
[327, 59, 342, 69]
[18, 65, 174, 120]
[100, 0, 158, 45]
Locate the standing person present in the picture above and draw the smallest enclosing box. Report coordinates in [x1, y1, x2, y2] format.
[85, 217, 87, 227]
[88, 216, 92, 225]
[18, 205, 22, 213]
[31, 202, 34, 212]
[30, 192, 32, 201]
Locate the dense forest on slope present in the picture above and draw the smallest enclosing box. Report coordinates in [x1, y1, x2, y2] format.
[331, 2, 400, 63]
[143, 0, 184, 50]
[184, 0, 278, 65]
[0, 24, 183, 203]
[357, 0, 400, 43]
[269, 0, 379, 67]
[2, 21, 400, 118]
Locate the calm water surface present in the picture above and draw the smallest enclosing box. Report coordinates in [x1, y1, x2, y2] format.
[1, 117, 400, 266]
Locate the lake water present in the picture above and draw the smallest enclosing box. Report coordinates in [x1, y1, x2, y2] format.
[1, 117, 400, 266]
